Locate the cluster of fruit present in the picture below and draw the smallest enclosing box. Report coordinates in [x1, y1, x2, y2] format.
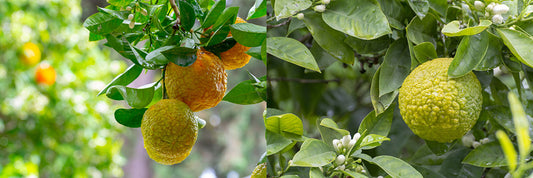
[19, 42, 56, 86]
[141, 17, 252, 165]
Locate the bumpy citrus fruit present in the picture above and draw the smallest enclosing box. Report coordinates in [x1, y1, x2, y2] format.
[398, 58, 482, 143]
[35, 63, 56, 85]
[165, 49, 227, 112]
[251, 163, 267, 178]
[141, 99, 198, 165]
[219, 17, 252, 70]
[20, 42, 41, 66]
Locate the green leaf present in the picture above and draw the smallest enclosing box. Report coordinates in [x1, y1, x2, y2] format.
[406, 15, 438, 45]
[474, 32, 502, 70]
[98, 64, 143, 96]
[107, 0, 134, 7]
[508, 92, 531, 160]
[212, 7, 239, 30]
[291, 139, 336, 167]
[159, 46, 197, 67]
[428, 0, 448, 16]
[340, 170, 366, 178]
[438, 148, 483, 177]
[370, 67, 399, 115]
[497, 28, 533, 68]
[274, 0, 312, 20]
[322, 0, 391, 40]
[264, 114, 304, 136]
[309, 167, 325, 178]
[426, 140, 456, 156]
[223, 79, 264, 105]
[496, 130, 517, 171]
[358, 104, 395, 136]
[413, 42, 437, 63]
[89, 32, 104, 41]
[448, 31, 489, 78]
[266, 130, 293, 155]
[267, 37, 320, 72]
[345, 35, 392, 55]
[83, 12, 122, 35]
[358, 134, 390, 150]
[377, 0, 413, 30]
[462, 142, 507, 167]
[442, 20, 492, 37]
[303, 12, 355, 65]
[178, 0, 196, 31]
[318, 118, 350, 147]
[485, 106, 514, 133]
[379, 38, 411, 96]
[230, 23, 266, 47]
[372, 155, 423, 178]
[106, 85, 155, 108]
[114, 108, 147, 128]
[128, 43, 161, 69]
[247, 0, 266, 20]
[407, 0, 429, 19]
[200, 0, 225, 28]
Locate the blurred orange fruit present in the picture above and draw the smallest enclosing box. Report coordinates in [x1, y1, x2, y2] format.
[35, 63, 56, 85]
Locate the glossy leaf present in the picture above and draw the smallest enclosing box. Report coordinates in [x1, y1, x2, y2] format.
[379, 38, 411, 96]
[107, 0, 134, 7]
[413, 42, 437, 63]
[264, 113, 304, 136]
[448, 31, 489, 78]
[274, 0, 312, 20]
[358, 134, 390, 150]
[322, 0, 391, 40]
[462, 142, 507, 167]
[223, 78, 264, 105]
[370, 67, 399, 115]
[407, 0, 429, 19]
[497, 28, 533, 68]
[442, 20, 491, 37]
[318, 118, 350, 147]
[106, 85, 155, 108]
[83, 12, 122, 35]
[160, 46, 197, 67]
[474, 32, 502, 70]
[406, 15, 438, 45]
[373, 155, 423, 178]
[200, 0, 225, 28]
[377, 0, 413, 30]
[98, 64, 143, 96]
[114, 108, 147, 128]
[426, 141, 456, 156]
[266, 130, 293, 155]
[291, 139, 336, 167]
[230, 23, 266, 47]
[303, 12, 354, 65]
[309, 167, 325, 178]
[344, 35, 392, 55]
[438, 148, 483, 177]
[247, 0, 266, 20]
[358, 104, 394, 136]
[178, 0, 196, 31]
[267, 37, 320, 72]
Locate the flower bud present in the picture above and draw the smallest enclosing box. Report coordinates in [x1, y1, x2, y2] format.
[480, 137, 490, 144]
[461, 4, 470, 12]
[474, 1, 484, 11]
[296, 13, 304, 20]
[337, 165, 345, 171]
[335, 155, 346, 165]
[128, 14, 134, 21]
[141, 8, 148, 16]
[348, 139, 356, 149]
[314, 5, 326, 12]
[492, 14, 504, 24]
[129, 20, 135, 29]
[322, 0, 331, 4]
[333, 139, 340, 152]
[472, 141, 481, 148]
[462, 133, 475, 147]
[493, 4, 509, 14]
[342, 135, 351, 147]
[353, 133, 361, 141]
[486, 3, 495, 11]
[126, 6, 132, 11]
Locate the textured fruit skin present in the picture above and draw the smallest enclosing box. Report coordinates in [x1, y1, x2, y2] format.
[35, 63, 56, 85]
[399, 58, 482, 143]
[165, 49, 227, 112]
[251, 163, 267, 178]
[141, 99, 198, 165]
[220, 17, 252, 70]
[20, 42, 41, 66]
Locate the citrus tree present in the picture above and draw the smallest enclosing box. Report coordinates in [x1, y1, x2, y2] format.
[82, 0, 267, 169]
[265, 0, 533, 177]
[0, 0, 127, 177]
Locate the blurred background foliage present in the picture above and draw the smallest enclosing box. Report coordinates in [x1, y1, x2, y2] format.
[1, 0, 265, 177]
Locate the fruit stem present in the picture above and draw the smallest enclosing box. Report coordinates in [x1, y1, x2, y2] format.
[170, 0, 180, 19]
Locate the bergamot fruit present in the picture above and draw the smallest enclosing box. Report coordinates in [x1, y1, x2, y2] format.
[398, 58, 482, 143]
[251, 163, 267, 178]
[35, 63, 56, 85]
[141, 99, 198, 165]
[20, 42, 41, 66]
[165, 49, 227, 112]
[219, 17, 252, 70]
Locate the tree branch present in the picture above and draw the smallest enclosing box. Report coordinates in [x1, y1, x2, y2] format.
[170, 0, 180, 19]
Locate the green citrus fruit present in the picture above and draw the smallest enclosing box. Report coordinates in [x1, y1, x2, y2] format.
[141, 99, 198, 165]
[398, 58, 482, 143]
[165, 49, 227, 112]
[251, 163, 267, 178]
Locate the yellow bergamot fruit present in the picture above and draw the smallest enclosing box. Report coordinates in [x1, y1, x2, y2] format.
[251, 163, 267, 178]
[141, 99, 198, 165]
[219, 17, 252, 70]
[399, 58, 482, 143]
[20, 42, 41, 66]
[165, 49, 227, 112]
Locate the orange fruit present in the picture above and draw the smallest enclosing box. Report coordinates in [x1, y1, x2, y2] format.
[165, 49, 227, 112]
[20, 42, 41, 66]
[35, 63, 56, 85]
[219, 17, 252, 70]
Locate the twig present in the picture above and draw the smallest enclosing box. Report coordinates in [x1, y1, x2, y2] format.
[169, 0, 180, 18]
[267, 18, 291, 29]
[268, 77, 341, 84]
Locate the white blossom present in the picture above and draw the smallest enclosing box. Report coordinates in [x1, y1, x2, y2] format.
[314, 5, 326, 12]
[474, 1, 484, 11]
[335, 155, 346, 165]
[493, 4, 510, 14]
[342, 135, 351, 147]
[322, 0, 331, 4]
[472, 141, 481, 148]
[492, 14, 504, 24]
[296, 13, 304, 20]
[128, 14, 134, 21]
